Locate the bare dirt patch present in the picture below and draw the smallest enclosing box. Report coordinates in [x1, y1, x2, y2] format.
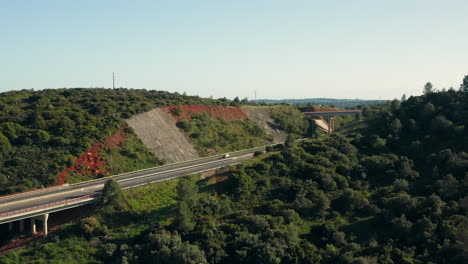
[0, 205, 93, 255]
[165, 105, 248, 122]
[200, 170, 216, 179]
[55, 127, 128, 185]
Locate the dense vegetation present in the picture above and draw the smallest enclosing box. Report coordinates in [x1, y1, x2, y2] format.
[269, 105, 312, 138]
[4, 126, 466, 262]
[177, 113, 270, 156]
[1, 79, 468, 263]
[0, 178, 181, 263]
[0, 88, 230, 194]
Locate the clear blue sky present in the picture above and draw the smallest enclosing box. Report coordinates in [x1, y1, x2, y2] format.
[1, 0, 467, 100]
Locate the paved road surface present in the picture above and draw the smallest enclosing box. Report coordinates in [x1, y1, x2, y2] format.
[0, 147, 265, 223]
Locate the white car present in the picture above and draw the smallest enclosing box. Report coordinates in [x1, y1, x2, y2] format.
[223, 153, 230, 158]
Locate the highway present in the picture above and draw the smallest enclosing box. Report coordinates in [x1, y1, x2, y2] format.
[0, 146, 266, 224]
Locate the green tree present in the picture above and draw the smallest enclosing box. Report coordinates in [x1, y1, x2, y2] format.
[438, 174, 458, 198]
[391, 99, 401, 111]
[176, 177, 198, 206]
[229, 170, 255, 198]
[145, 231, 207, 263]
[423, 82, 434, 95]
[175, 105, 183, 116]
[391, 118, 402, 135]
[174, 177, 198, 232]
[174, 201, 195, 232]
[0, 132, 11, 153]
[460, 75, 468, 93]
[102, 179, 122, 205]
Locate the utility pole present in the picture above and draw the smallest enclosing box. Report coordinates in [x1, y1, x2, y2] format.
[113, 72, 115, 89]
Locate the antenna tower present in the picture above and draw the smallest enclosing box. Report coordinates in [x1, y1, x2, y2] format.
[113, 72, 115, 89]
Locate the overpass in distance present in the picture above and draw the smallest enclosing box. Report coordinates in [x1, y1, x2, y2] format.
[0, 110, 361, 238]
[303, 110, 362, 133]
[0, 147, 266, 238]
[303, 110, 363, 117]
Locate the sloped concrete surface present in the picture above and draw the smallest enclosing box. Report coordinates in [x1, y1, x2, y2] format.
[242, 107, 287, 143]
[126, 108, 200, 163]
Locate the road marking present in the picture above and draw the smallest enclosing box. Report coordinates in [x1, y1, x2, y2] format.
[0, 154, 252, 210]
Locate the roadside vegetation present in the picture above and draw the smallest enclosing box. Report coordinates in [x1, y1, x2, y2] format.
[0, 88, 235, 194]
[98, 131, 162, 178]
[1, 76, 468, 263]
[0, 178, 181, 264]
[3, 121, 466, 262]
[176, 112, 270, 155]
[269, 105, 310, 137]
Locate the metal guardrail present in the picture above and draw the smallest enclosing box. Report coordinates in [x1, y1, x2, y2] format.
[0, 194, 98, 220]
[0, 145, 271, 203]
[0, 144, 278, 222]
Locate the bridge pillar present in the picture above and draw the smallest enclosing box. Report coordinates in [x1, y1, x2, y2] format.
[325, 117, 335, 134]
[31, 218, 36, 234]
[19, 219, 24, 233]
[42, 213, 49, 238]
[8, 222, 13, 233]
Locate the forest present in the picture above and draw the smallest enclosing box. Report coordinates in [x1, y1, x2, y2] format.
[1, 78, 468, 263]
[0, 88, 234, 194]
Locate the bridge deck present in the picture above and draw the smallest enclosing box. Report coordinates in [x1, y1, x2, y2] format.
[304, 110, 362, 117]
[0, 147, 264, 225]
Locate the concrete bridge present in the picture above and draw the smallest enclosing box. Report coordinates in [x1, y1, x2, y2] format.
[0, 194, 96, 238]
[303, 110, 362, 133]
[0, 147, 264, 238]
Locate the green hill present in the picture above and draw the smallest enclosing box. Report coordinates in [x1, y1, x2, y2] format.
[1, 83, 467, 263]
[0, 89, 310, 194]
[0, 88, 228, 194]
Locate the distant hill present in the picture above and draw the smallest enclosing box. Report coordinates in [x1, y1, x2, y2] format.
[252, 98, 388, 108]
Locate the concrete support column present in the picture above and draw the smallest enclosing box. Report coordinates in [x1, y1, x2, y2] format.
[42, 213, 49, 238]
[19, 219, 24, 233]
[31, 218, 36, 234]
[8, 222, 13, 232]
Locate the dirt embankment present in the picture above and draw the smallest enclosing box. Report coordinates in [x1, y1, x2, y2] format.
[312, 117, 330, 133]
[165, 105, 247, 122]
[126, 108, 200, 164]
[55, 127, 128, 185]
[242, 107, 287, 143]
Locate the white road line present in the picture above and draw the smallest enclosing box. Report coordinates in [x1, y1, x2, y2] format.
[0, 156, 246, 209]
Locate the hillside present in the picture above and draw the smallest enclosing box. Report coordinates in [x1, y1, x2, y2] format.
[126, 108, 200, 164]
[242, 107, 287, 143]
[1, 88, 468, 263]
[125, 104, 305, 160]
[0, 88, 233, 194]
[0, 89, 308, 194]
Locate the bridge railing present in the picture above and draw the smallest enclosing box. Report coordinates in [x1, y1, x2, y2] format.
[0, 194, 99, 220]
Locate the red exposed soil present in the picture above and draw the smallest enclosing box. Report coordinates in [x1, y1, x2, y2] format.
[55, 127, 129, 185]
[0, 236, 37, 255]
[165, 105, 248, 122]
